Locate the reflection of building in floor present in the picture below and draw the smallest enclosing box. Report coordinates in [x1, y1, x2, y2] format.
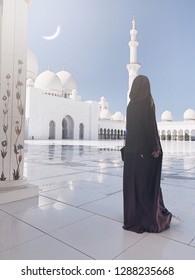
[157, 109, 195, 141]
[25, 49, 125, 140]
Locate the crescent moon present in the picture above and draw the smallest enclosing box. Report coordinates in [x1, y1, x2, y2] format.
[43, 25, 61, 40]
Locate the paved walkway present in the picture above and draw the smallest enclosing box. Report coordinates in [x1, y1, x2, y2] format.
[0, 140, 195, 259]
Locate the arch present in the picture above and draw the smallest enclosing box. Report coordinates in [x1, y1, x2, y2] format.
[161, 130, 166, 140]
[114, 129, 117, 139]
[104, 128, 106, 139]
[99, 128, 103, 140]
[62, 115, 74, 139]
[111, 129, 114, 139]
[107, 129, 110, 139]
[178, 129, 183, 141]
[49, 120, 56, 139]
[79, 123, 84, 140]
[167, 130, 171, 140]
[191, 129, 195, 141]
[185, 130, 190, 141]
[172, 129, 177, 141]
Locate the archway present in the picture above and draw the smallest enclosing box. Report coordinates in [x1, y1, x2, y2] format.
[99, 128, 103, 140]
[191, 129, 195, 141]
[49, 120, 56, 139]
[62, 115, 74, 139]
[172, 130, 177, 141]
[103, 128, 106, 139]
[178, 130, 183, 141]
[79, 123, 84, 140]
[167, 130, 171, 140]
[185, 130, 189, 141]
[161, 130, 166, 140]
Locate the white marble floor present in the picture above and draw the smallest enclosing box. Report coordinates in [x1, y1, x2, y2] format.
[0, 140, 195, 260]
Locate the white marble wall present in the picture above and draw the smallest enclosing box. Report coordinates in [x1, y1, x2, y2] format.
[158, 121, 195, 140]
[25, 87, 99, 140]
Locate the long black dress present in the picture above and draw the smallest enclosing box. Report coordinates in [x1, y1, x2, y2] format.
[123, 97, 172, 233]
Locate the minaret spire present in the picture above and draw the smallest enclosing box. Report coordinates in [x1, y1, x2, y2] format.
[132, 16, 136, 29]
[126, 17, 141, 104]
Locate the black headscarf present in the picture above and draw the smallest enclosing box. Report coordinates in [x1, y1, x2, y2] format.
[129, 75, 153, 105]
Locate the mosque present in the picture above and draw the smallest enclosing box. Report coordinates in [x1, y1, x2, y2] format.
[158, 110, 195, 141]
[26, 17, 195, 142]
[25, 53, 126, 141]
[0, 0, 195, 205]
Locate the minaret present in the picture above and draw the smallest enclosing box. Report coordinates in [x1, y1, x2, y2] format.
[126, 17, 141, 104]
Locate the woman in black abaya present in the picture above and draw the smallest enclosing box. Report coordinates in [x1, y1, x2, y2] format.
[123, 75, 172, 233]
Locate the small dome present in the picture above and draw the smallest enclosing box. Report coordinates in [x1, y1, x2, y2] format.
[99, 109, 111, 120]
[100, 96, 106, 102]
[27, 49, 38, 80]
[56, 70, 77, 91]
[183, 108, 195, 121]
[34, 70, 62, 92]
[112, 111, 124, 121]
[161, 110, 173, 121]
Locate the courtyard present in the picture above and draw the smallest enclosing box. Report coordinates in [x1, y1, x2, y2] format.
[0, 140, 195, 260]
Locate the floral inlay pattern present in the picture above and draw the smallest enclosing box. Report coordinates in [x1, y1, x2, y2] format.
[13, 60, 24, 180]
[0, 59, 25, 181]
[0, 74, 11, 180]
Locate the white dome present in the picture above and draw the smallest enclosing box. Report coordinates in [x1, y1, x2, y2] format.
[112, 111, 124, 121]
[27, 49, 38, 80]
[100, 96, 106, 102]
[34, 70, 62, 92]
[56, 70, 77, 91]
[183, 108, 195, 121]
[100, 109, 111, 120]
[161, 110, 173, 121]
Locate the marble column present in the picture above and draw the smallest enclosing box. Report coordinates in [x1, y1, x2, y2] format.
[0, 0, 38, 204]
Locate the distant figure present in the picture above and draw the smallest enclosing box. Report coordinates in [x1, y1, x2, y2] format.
[123, 75, 172, 233]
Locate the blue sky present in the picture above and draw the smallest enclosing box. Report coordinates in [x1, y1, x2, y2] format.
[28, 0, 195, 121]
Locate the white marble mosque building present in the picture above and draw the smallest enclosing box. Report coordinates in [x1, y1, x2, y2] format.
[26, 16, 195, 142]
[1, 0, 195, 205]
[158, 110, 195, 141]
[26, 51, 126, 141]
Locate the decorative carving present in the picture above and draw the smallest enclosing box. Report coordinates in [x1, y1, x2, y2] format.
[0, 74, 11, 181]
[0, 60, 24, 181]
[13, 60, 24, 180]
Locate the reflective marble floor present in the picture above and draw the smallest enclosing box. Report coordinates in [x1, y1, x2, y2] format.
[0, 140, 195, 260]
